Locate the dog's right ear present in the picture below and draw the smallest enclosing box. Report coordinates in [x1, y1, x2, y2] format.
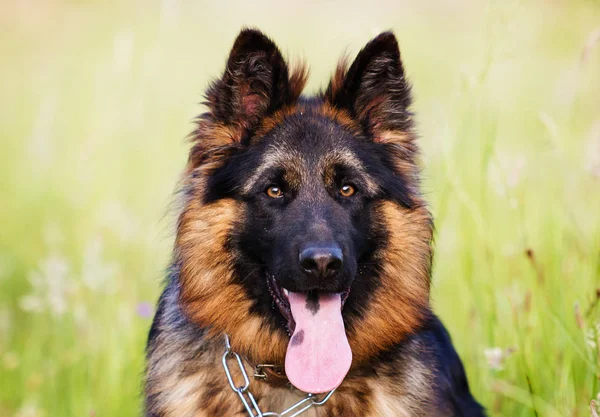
[204, 29, 304, 135]
[189, 29, 307, 170]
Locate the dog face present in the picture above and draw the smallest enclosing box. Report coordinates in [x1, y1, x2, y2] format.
[176, 29, 433, 391]
[211, 115, 366, 294]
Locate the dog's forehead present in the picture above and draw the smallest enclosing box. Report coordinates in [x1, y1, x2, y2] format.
[239, 115, 368, 193]
[260, 114, 359, 168]
[240, 114, 381, 195]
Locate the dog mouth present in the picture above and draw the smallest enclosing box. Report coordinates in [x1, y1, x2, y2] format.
[266, 274, 350, 335]
[266, 274, 295, 334]
[266, 274, 353, 394]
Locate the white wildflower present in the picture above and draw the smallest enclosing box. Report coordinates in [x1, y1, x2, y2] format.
[18, 295, 43, 313]
[484, 347, 504, 370]
[15, 401, 43, 417]
[484, 346, 515, 371]
[20, 255, 74, 317]
[81, 238, 119, 292]
[585, 322, 600, 349]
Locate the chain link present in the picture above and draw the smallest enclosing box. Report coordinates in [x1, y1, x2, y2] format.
[221, 335, 335, 417]
[253, 364, 282, 380]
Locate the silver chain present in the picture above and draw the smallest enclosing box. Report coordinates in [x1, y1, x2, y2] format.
[221, 335, 335, 417]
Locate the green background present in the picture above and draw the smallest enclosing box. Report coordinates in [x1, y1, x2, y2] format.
[1, 0, 599, 416]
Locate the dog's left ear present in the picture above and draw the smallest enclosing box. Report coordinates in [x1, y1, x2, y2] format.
[325, 32, 413, 141]
[205, 29, 305, 134]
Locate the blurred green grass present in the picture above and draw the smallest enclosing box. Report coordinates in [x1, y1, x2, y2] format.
[1, 0, 599, 416]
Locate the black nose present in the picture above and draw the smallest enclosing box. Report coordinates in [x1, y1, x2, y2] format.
[299, 244, 343, 279]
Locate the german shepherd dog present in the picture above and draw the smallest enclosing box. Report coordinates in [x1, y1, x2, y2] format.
[145, 29, 485, 416]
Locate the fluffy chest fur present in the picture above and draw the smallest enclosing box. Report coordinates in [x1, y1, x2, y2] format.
[145, 283, 436, 417]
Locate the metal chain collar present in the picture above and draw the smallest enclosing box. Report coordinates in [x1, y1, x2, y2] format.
[221, 335, 335, 417]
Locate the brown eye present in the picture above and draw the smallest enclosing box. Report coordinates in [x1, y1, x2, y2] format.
[266, 185, 284, 198]
[339, 184, 356, 197]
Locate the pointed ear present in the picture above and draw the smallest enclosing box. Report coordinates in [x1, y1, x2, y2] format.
[205, 29, 305, 134]
[325, 32, 413, 141]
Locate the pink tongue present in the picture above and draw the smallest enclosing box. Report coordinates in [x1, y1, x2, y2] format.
[285, 292, 352, 394]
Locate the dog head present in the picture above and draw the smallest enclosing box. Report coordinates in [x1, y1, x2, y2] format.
[176, 29, 433, 393]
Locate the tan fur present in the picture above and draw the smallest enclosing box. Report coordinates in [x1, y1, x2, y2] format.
[187, 122, 243, 171]
[327, 56, 351, 101]
[375, 130, 422, 183]
[255, 103, 361, 141]
[347, 201, 432, 363]
[288, 61, 310, 102]
[147, 332, 435, 416]
[240, 143, 380, 197]
[241, 143, 308, 193]
[177, 192, 289, 364]
[318, 148, 380, 195]
[169, 165, 433, 416]
[173, 189, 432, 404]
[318, 103, 362, 135]
[376, 130, 413, 146]
[254, 105, 298, 137]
